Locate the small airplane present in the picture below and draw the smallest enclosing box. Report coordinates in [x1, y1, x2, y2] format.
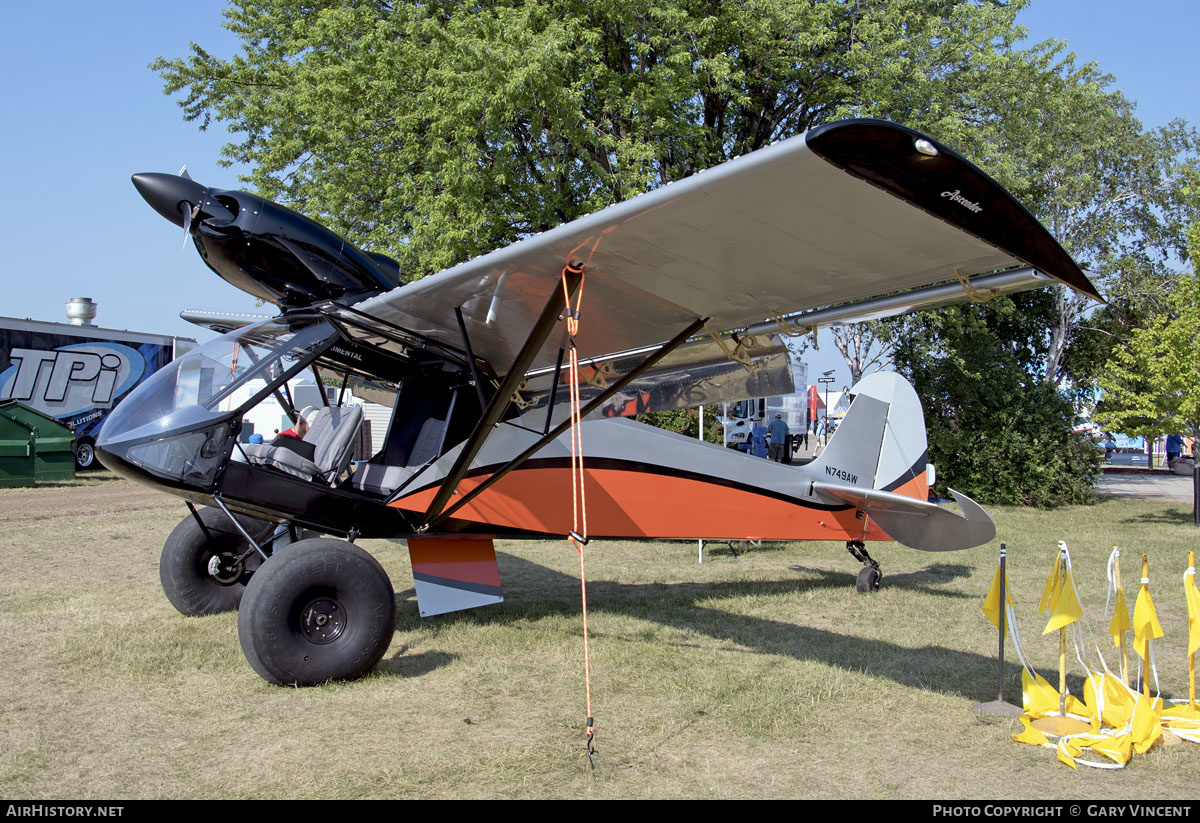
[99, 119, 1100, 686]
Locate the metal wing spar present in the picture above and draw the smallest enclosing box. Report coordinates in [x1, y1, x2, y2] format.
[340, 119, 1098, 380]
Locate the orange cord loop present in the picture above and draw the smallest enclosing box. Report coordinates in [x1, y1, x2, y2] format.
[561, 264, 596, 770]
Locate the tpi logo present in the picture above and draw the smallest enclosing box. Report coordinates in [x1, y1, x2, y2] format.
[0, 343, 145, 418]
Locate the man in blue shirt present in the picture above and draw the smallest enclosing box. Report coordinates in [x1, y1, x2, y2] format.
[1166, 433, 1183, 466]
[767, 413, 789, 462]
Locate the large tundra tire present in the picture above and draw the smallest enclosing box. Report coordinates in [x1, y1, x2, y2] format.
[237, 538, 395, 686]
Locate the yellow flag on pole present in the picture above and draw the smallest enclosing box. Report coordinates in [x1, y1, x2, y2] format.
[1132, 556, 1164, 662]
[1043, 567, 1084, 635]
[1038, 553, 1062, 614]
[1185, 553, 1200, 658]
[1109, 586, 1131, 647]
[982, 562, 1013, 630]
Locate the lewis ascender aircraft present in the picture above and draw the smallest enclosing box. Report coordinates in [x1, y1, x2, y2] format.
[100, 119, 1100, 686]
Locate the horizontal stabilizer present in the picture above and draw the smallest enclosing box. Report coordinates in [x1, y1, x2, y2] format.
[179, 309, 274, 334]
[811, 482, 995, 551]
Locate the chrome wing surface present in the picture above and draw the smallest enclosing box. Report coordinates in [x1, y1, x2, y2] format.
[346, 119, 1097, 377]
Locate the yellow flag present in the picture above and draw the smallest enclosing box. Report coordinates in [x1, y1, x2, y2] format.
[1056, 743, 1079, 770]
[1012, 714, 1050, 747]
[1133, 584, 1164, 662]
[1109, 586, 1131, 647]
[1130, 695, 1163, 754]
[982, 563, 1014, 629]
[1022, 668, 1060, 718]
[1101, 672, 1137, 729]
[1185, 553, 1200, 657]
[1080, 732, 1132, 766]
[1043, 568, 1084, 635]
[1083, 672, 1102, 732]
[1038, 553, 1062, 614]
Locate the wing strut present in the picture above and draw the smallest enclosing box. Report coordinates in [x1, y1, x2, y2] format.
[419, 267, 585, 529]
[454, 305, 490, 412]
[423, 315, 708, 530]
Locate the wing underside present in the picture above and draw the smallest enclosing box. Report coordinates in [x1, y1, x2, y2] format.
[338, 120, 1095, 383]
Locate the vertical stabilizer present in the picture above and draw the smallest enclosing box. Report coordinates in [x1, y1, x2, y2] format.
[809, 372, 929, 500]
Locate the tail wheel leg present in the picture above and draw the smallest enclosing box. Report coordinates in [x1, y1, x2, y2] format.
[846, 540, 882, 593]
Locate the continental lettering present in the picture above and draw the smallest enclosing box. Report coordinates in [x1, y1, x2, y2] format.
[330, 346, 363, 362]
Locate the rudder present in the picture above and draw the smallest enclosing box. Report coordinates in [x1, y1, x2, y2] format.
[810, 372, 929, 500]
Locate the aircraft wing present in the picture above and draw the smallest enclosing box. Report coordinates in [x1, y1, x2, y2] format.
[341, 119, 1098, 376]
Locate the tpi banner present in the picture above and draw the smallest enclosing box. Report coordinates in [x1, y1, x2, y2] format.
[0, 338, 169, 434]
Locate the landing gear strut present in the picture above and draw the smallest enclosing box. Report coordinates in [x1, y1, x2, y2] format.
[847, 540, 881, 593]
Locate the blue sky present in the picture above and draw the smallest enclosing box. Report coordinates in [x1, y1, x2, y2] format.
[0, 1, 1196, 385]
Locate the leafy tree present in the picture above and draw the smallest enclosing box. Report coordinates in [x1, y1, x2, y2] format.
[884, 291, 1102, 507]
[1095, 234, 1200, 521]
[635, 406, 723, 445]
[156, 0, 1041, 278]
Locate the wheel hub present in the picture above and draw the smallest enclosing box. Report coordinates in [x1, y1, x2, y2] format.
[300, 598, 345, 644]
[206, 553, 244, 585]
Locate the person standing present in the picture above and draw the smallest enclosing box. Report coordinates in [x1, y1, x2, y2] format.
[1167, 433, 1183, 467]
[768, 413, 789, 462]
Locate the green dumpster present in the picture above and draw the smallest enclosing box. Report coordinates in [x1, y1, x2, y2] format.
[0, 401, 76, 487]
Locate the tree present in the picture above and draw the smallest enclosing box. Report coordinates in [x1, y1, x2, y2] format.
[1000, 55, 1200, 389]
[155, 0, 1045, 279]
[884, 290, 1102, 507]
[1095, 238, 1200, 523]
[827, 43, 1200, 395]
[830, 321, 890, 385]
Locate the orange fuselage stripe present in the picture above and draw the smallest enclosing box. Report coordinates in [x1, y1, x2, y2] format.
[392, 466, 895, 542]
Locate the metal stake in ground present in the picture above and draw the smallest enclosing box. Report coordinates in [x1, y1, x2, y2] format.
[974, 544, 1021, 717]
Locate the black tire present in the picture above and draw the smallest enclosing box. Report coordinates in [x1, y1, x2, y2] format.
[160, 508, 267, 616]
[856, 565, 881, 593]
[237, 538, 395, 686]
[75, 437, 102, 471]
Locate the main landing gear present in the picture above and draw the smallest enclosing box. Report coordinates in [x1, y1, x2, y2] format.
[159, 506, 272, 616]
[238, 538, 395, 687]
[847, 540, 881, 593]
[159, 506, 395, 686]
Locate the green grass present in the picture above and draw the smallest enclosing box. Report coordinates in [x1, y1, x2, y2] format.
[0, 477, 1197, 798]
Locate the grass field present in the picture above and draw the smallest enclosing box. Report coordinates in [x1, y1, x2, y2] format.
[0, 473, 1197, 799]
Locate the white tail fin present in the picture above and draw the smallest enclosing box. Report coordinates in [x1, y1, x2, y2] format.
[808, 371, 994, 550]
[808, 372, 930, 500]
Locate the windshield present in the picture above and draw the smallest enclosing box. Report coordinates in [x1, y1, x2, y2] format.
[100, 316, 336, 445]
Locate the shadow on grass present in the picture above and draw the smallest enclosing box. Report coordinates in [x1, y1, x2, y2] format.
[697, 539, 791, 558]
[1117, 506, 1199, 526]
[388, 552, 1010, 701]
[784, 562, 973, 596]
[376, 645, 459, 678]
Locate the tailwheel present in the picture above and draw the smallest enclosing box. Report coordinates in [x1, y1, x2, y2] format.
[846, 540, 882, 593]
